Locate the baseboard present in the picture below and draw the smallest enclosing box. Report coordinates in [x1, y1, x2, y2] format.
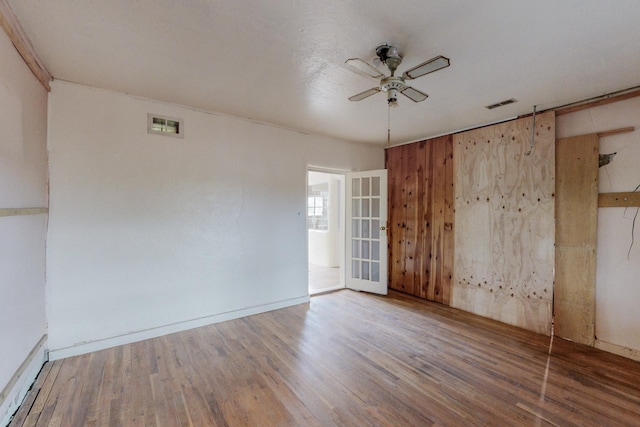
[48, 295, 310, 361]
[0, 335, 48, 427]
[310, 285, 344, 296]
[595, 339, 640, 362]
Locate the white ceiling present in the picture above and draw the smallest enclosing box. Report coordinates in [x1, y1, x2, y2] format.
[8, 0, 640, 145]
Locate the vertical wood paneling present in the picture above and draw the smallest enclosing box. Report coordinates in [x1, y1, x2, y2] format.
[431, 138, 446, 303]
[413, 141, 427, 298]
[442, 138, 455, 305]
[386, 145, 406, 293]
[386, 135, 454, 304]
[403, 142, 418, 296]
[452, 112, 555, 335]
[422, 141, 434, 300]
[555, 133, 598, 346]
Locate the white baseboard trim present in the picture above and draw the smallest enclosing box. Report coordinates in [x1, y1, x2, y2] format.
[0, 335, 48, 427]
[48, 295, 310, 361]
[595, 339, 640, 362]
[310, 285, 344, 296]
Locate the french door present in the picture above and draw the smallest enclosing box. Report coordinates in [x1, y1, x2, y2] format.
[345, 170, 388, 295]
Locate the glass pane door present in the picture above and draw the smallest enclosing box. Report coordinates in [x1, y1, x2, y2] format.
[346, 170, 387, 295]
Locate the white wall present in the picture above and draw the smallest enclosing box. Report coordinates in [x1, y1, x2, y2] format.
[0, 30, 48, 424]
[46, 81, 383, 358]
[557, 98, 640, 359]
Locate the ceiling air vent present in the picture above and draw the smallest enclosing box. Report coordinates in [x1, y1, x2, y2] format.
[485, 98, 518, 110]
[148, 114, 183, 138]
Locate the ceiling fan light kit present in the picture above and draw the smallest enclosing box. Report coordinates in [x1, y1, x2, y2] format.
[346, 43, 450, 107]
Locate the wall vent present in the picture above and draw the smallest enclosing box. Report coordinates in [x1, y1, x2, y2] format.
[485, 98, 518, 110]
[147, 114, 183, 138]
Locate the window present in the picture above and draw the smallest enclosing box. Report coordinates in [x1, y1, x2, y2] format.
[308, 196, 324, 217]
[147, 114, 183, 138]
[307, 183, 329, 231]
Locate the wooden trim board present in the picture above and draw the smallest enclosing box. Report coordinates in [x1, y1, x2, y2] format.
[595, 339, 640, 362]
[558, 127, 634, 141]
[0, 335, 47, 405]
[597, 126, 634, 138]
[554, 133, 599, 346]
[555, 89, 640, 116]
[598, 192, 640, 208]
[0, 208, 48, 217]
[0, 0, 52, 91]
[0, 335, 47, 426]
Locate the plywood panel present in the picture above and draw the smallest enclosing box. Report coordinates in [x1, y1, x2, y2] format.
[555, 133, 598, 345]
[386, 135, 454, 303]
[452, 112, 555, 335]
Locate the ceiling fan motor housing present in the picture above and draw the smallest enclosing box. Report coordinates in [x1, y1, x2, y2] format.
[346, 43, 447, 105]
[376, 44, 402, 74]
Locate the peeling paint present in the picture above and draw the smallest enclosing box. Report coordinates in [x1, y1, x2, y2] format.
[599, 152, 617, 168]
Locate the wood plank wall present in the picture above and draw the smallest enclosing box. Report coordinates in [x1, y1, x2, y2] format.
[385, 135, 454, 304]
[452, 112, 555, 335]
[554, 133, 599, 346]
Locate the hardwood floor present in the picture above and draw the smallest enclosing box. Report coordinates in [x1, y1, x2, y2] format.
[10, 290, 640, 426]
[308, 263, 341, 294]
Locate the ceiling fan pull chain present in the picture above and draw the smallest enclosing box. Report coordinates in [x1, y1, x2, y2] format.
[387, 104, 391, 148]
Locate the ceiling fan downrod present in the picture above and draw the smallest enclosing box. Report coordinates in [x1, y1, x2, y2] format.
[376, 44, 402, 76]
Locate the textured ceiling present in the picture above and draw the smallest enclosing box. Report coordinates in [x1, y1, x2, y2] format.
[8, 0, 640, 145]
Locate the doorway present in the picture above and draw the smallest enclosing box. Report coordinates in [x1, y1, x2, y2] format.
[307, 170, 345, 294]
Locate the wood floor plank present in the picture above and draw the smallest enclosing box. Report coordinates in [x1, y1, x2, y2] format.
[8, 363, 54, 427]
[10, 290, 640, 426]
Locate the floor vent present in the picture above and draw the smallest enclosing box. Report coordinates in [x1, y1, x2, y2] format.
[485, 98, 518, 110]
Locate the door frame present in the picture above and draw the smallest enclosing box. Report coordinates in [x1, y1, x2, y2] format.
[307, 165, 348, 293]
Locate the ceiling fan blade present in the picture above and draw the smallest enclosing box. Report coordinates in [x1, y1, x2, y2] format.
[348, 87, 381, 101]
[401, 86, 428, 102]
[402, 55, 450, 80]
[345, 58, 384, 79]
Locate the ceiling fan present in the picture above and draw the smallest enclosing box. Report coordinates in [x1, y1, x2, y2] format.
[346, 44, 450, 107]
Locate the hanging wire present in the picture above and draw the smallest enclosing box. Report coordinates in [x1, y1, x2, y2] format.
[626, 183, 640, 260]
[628, 207, 639, 260]
[525, 105, 536, 156]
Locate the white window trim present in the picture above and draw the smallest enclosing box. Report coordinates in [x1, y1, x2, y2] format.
[147, 113, 184, 138]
